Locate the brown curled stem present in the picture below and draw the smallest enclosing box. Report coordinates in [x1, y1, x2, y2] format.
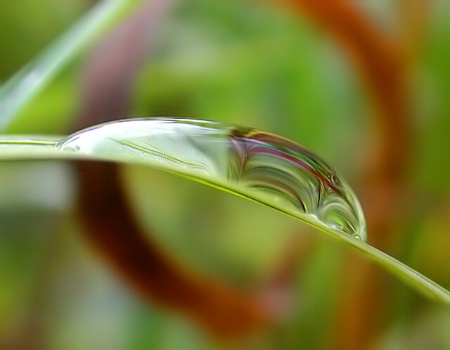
[75, 160, 269, 339]
[281, 0, 416, 348]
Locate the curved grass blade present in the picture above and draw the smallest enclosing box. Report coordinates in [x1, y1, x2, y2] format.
[0, 117, 449, 303]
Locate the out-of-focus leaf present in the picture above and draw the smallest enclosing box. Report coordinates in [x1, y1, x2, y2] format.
[0, 0, 140, 132]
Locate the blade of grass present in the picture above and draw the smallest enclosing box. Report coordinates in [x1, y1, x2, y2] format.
[0, 0, 140, 132]
[0, 124, 449, 304]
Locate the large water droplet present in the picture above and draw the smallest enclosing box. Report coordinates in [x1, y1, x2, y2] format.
[57, 118, 366, 240]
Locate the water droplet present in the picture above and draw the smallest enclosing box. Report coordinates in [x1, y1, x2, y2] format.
[57, 118, 367, 241]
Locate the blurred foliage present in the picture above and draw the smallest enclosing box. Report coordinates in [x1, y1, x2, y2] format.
[1, 0, 450, 349]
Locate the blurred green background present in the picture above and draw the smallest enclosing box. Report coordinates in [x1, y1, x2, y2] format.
[1, 0, 450, 349]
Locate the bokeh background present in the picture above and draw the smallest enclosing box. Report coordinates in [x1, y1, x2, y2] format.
[1, 0, 450, 349]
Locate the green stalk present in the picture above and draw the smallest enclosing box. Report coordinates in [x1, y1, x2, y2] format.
[0, 0, 140, 131]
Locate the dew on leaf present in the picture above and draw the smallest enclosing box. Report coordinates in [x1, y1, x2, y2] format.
[57, 118, 367, 241]
[1, 117, 449, 303]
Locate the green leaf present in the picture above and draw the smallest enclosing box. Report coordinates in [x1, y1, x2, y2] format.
[0, 117, 449, 304]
